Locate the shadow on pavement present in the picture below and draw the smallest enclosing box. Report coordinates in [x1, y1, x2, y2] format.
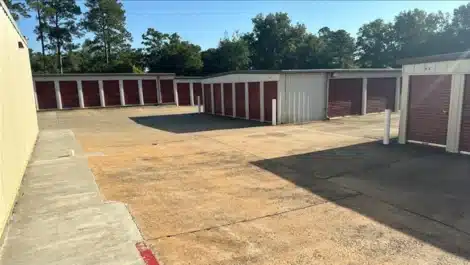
[130, 113, 266, 133]
[251, 141, 470, 260]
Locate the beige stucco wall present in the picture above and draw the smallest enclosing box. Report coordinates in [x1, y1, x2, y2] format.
[0, 2, 39, 235]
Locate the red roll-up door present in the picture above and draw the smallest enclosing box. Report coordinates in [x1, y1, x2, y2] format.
[36, 81, 57, 110]
[328, 78, 363, 117]
[213, 83, 222, 115]
[142, 80, 158, 105]
[193, 83, 202, 105]
[123, 80, 139, 105]
[460, 75, 470, 152]
[160, 79, 174, 103]
[177, 83, 191, 105]
[223, 83, 233, 116]
[203, 84, 212, 113]
[103, 80, 121, 106]
[367, 78, 396, 113]
[59, 81, 79, 109]
[264, 81, 278, 122]
[248, 82, 260, 120]
[82, 81, 101, 107]
[235, 83, 246, 119]
[407, 75, 451, 146]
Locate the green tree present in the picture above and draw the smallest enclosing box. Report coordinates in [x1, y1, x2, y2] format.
[450, 3, 470, 53]
[318, 27, 356, 68]
[42, 0, 81, 73]
[356, 19, 396, 68]
[393, 9, 450, 59]
[82, 0, 132, 66]
[26, 0, 49, 72]
[142, 29, 202, 75]
[202, 33, 250, 74]
[248, 12, 308, 70]
[4, 0, 30, 21]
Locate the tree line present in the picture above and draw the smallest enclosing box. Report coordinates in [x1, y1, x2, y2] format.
[6, 0, 470, 75]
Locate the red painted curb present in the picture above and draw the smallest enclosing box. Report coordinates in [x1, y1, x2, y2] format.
[136, 242, 160, 265]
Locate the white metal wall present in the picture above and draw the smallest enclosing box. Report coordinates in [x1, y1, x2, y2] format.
[280, 73, 327, 124]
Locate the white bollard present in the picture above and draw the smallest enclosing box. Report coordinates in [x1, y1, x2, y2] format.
[272, 98, 277, 126]
[197, 96, 201, 114]
[383, 109, 391, 145]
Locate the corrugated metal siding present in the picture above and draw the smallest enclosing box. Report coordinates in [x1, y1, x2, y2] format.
[123, 80, 139, 105]
[36, 81, 57, 109]
[82, 81, 101, 107]
[282, 73, 326, 123]
[59, 81, 79, 108]
[367, 77, 396, 113]
[193, 83, 202, 104]
[328, 78, 362, 117]
[142, 80, 158, 104]
[177, 82, 191, 105]
[103, 80, 121, 106]
[407, 75, 451, 145]
[248, 82, 260, 120]
[460, 75, 470, 152]
[235, 83, 246, 118]
[213, 83, 222, 114]
[263, 81, 277, 122]
[223, 83, 233, 116]
[203, 84, 212, 113]
[160, 79, 174, 103]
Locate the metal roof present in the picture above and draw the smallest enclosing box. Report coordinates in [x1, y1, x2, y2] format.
[32, 73, 175, 78]
[203, 68, 401, 79]
[397, 51, 470, 65]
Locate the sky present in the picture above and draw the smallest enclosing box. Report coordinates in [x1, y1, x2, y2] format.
[16, 0, 467, 52]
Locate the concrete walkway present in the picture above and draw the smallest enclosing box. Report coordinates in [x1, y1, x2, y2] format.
[0, 130, 145, 265]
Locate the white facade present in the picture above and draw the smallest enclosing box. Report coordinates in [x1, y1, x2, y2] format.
[279, 72, 327, 123]
[399, 58, 470, 154]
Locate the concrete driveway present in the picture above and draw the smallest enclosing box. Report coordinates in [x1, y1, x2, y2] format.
[39, 106, 470, 264]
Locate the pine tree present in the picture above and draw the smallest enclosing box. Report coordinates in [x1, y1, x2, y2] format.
[81, 0, 132, 65]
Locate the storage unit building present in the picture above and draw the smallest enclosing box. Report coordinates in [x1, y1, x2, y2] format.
[398, 52, 470, 154]
[201, 69, 401, 124]
[33, 73, 175, 110]
[174, 77, 203, 106]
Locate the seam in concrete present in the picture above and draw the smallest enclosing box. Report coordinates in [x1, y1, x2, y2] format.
[149, 193, 362, 240]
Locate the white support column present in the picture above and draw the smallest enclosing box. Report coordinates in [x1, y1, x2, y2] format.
[210, 84, 215, 115]
[33, 81, 39, 110]
[202, 83, 205, 111]
[197, 96, 201, 113]
[362, 78, 368, 115]
[398, 74, 409, 144]
[221, 83, 225, 116]
[260, 81, 265, 122]
[272, 99, 277, 126]
[173, 80, 179, 106]
[232, 83, 236, 117]
[99, 80, 106, 107]
[190, 82, 195, 106]
[156, 77, 162, 104]
[77, 80, 84, 108]
[383, 109, 391, 145]
[245, 82, 249, 119]
[446, 74, 466, 153]
[138, 79, 144, 105]
[119, 80, 125, 106]
[395, 77, 401, 111]
[54, 80, 63, 110]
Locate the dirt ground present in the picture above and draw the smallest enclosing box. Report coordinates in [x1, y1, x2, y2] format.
[39, 106, 470, 265]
